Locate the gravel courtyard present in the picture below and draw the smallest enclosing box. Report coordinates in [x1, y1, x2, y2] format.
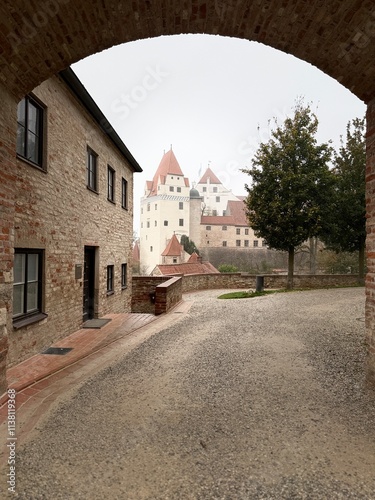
[4, 287, 375, 499]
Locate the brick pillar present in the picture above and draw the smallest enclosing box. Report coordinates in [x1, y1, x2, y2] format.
[366, 97, 375, 386]
[0, 84, 17, 394]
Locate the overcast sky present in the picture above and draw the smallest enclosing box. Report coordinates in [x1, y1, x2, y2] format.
[72, 34, 366, 233]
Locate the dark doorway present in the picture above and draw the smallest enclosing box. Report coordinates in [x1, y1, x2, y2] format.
[83, 246, 96, 322]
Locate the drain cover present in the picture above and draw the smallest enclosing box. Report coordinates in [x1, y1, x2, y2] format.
[42, 347, 73, 355]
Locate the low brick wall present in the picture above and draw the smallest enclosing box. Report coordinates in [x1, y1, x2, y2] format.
[131, 276, 171, 314]
[155, 277, 182, 315]
[132, 273, 361, 314]
[132, 275, 183, 314]
[181, 273, 361, 293]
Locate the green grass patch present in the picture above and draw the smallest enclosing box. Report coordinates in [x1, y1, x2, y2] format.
[218, 290, 277, 299]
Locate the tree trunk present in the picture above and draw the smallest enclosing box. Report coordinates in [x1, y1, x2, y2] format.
[309, 237, 318, 275]
[287, 247, 295, 290]
[358, 241, 365, 285]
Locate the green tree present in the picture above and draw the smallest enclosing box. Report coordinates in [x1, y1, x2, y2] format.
[320, 118, 366, 283]
[242, 102, 333, 289]
[181, 235, 200, 255]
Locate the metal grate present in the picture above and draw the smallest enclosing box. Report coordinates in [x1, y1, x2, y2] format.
[42, 347, 73, 355]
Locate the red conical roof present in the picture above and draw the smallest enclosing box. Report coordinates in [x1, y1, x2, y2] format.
[148, 148, 184, 196]
[198, 167, 221, 185]
[161, 234, 183, 256]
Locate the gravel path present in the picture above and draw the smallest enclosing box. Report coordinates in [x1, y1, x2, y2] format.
[2, 287, 375, 499]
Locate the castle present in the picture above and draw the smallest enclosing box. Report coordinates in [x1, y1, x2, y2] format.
[140, 148, 264, 274]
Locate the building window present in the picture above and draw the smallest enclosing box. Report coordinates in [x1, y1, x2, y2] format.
[173, 258, 178, 264]
[216, 196, 220, 202]
[147, 221, 150, 228]
[141, 207, 143, 215]
[13, 249, 43, 320]
[155, 204, 157, 210]
[206, 226, 211, 231]
[121, 263, 127, 289]
[236, 228, 241, 235]
[150, 246, 153, 252]
[213, 187, 218, 193]
[244, 240, 249, 247]
[87, 147, 98, 192]
[155, 220, 157, 226]
[169, 186, 174, 192]
[164, 221, 168, 226]
[147, 203, 150, 211]
[202, 187, 207, 192]
[222, 225, 227, 231]
[254, 240, 259, 247]
[16, 95, 44, 168]
[122, 178, 128, 209]
[141, 222, 143, 228]
[245, 228, 249, 235]
[107, 265, 114, 294]
[222, 241, 227, 247]
[107, 166, 115, 202]
[223, 210, 226, 216]
[179, 202, 183, 209]
[236, 240, 241, 247]
[213, 210, 217, 216]
[179, 219, 184, 226]
[177, 187, 181, 193]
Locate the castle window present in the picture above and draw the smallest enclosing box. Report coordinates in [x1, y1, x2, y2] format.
[177, 187, 181, 192]
[216, 196, 220, 203]
[169, 186, 174, 192]
[236, 228, 241, 235]
[213, 187, 218, 193]
[206, 226, 211, 231]
[244, 240, 249, 247]
[245, 228, 249, 235]
[164, 221, 168, 226]
[236, 240, 241, 247]
[179, 219, 184, 226]
[179, 202, 183, 209]
[222, 241, 227, 247]
[254, 240, 259, 247]
[222, 226, 227, 231]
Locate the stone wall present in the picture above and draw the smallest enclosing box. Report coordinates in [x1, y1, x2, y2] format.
[366, 98, 375, 385]
[7, 75, 135, 367]
[0, 84, 17, 392]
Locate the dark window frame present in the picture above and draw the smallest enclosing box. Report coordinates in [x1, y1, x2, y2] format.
[121, 263, 127, 289]
[107, 165, 115, 203]
[179, 219, 184, 226]
[107, 265, 114, 295]
[13, 249, 44, 322]
[122, 177, 128, 209]
[16, 95, 45, 169]
[87, 147, 98, 192]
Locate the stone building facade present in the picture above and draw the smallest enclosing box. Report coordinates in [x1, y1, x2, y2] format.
[8, 68, 141, 366]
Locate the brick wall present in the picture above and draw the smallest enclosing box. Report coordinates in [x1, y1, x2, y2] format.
[366, 98, 375, 385]
[131, 276, 171, 314]
[7, 75, 135, 367]
[181, 273, 361, 293]
[155, 277, 182, 315]
[0, 84, 17, 393]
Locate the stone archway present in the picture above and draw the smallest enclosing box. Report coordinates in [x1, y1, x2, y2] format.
[1, 0, 375, 392]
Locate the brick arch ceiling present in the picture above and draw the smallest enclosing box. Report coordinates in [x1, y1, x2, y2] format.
[1, 0, 375, 102]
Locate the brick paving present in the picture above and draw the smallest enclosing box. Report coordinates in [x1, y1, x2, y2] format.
[0, 303, 192, 467]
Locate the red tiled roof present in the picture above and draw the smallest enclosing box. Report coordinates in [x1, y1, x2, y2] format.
[187, 252, 200, 263]
[156, 262, 219, 276]
[161, 234, 183, 256]
[198, 167, 221, 185]
[147, 149, 185, 196]
[200, 201, 249, 227]
[226, 200, 248, 226]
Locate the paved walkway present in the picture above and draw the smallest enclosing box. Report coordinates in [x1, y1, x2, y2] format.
[0, 301, 192, 467]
